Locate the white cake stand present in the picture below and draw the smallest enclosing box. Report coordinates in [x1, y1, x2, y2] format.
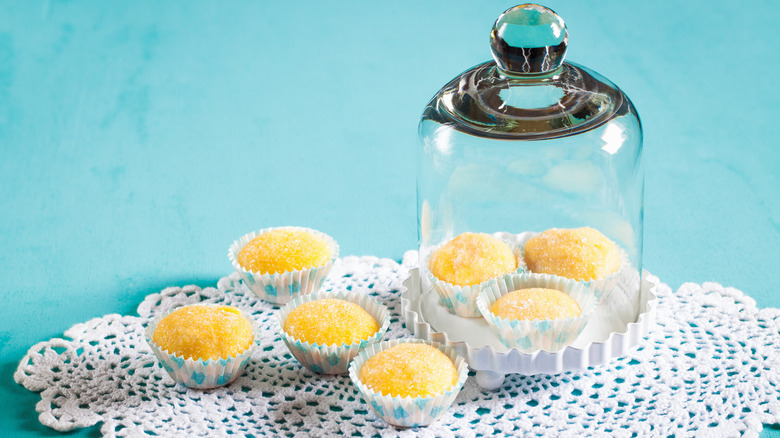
[400, 262, 658, 390]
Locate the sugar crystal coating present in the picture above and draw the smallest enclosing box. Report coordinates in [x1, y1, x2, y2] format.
[152, 305, 254, 361]
[358, 343, 458, 398]
[429, 232, 516, 286]
[491, 287, 581, 321]
[523, 227, 620, 281]
[283, 299, 378, 346]
[238, 228, 330, 274]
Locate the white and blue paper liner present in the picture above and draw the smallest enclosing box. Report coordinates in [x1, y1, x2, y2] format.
[144, 304, 260, 389]
[476, 273, 598, 352]
[425, 236, 522, 318]
[516, 231, 630, 304]
[276, 289, 390, 375]
[228, 226, 339, 305]
[348, 339, 469, 428]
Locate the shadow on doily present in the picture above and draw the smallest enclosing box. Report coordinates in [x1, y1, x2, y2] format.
[230, 351, 391, 434]
[123, 276, 225, 317]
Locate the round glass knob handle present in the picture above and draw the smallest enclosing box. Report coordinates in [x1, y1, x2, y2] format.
[490, 4, 568, 75]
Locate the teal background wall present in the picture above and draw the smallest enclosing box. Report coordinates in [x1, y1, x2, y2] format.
[1, 1, 778, 436]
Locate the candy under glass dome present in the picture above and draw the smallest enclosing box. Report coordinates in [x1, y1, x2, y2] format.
[417, 4, 644, 324]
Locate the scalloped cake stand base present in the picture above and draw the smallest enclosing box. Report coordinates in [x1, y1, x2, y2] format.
[401, 268, 658, 390]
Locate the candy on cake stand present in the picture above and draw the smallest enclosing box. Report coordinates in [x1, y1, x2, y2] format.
[401, 266, 657, 390]
[401, 232, 657, 390]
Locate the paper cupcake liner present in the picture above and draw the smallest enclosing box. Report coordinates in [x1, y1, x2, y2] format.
[228, 226, 339, 305]
[276, 290, 390, 375]
[144, 304, 260, 389]
[476, 273, 599, 352]
[516, 231, 630, 304]
[424, 235, 522, 318]
[348, 339, 469, 428]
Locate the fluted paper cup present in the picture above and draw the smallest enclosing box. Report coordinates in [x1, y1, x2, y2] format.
[228, 226, 339, 305]
[276, 290, 390, 375]
[424, 236, 522, 318]
[476, 273, 598, 352]
[144, 304, 259, 389]
[348, 339, 469, 428]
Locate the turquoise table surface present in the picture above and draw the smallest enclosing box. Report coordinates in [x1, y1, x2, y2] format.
[1, 1, 778, 436]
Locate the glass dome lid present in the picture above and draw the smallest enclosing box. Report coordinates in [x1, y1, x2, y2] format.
[414, 4, 646, 372]
[424, 4, 635, 140]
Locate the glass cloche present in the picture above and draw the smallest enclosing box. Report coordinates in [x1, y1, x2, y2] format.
[412, 4, 649, 385]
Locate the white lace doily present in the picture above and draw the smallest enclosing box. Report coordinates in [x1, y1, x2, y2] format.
[14, 253, 780, 437]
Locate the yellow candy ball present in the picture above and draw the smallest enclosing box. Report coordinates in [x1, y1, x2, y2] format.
[152, 305, 254, 361]
[238, 228, 330, 274]
[358, 343, 458, 398]
[429, 232, 516, 286]
[524, 227, 620, 281]
[283, 299, 378, 346]
[491, 288, 581, 321]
